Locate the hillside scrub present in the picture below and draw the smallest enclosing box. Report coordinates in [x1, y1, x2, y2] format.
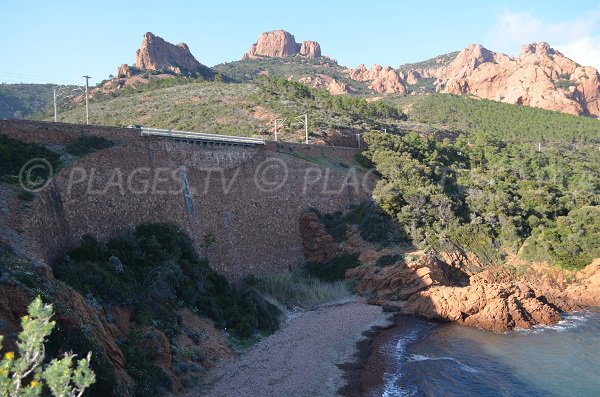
[363, 130, 600, 269]
[53, 78, 407, 141]
[0, 135, 60, 181]
[53, 223, 281, 396]
[389, 93, 600, 144]
[54, 223, 280, 339]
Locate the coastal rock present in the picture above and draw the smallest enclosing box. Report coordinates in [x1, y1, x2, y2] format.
[401, 282, 562, 332]
[346, 254, 469, 302]
[244, 30, 322, 59]
[402, 42, 600, 117]
[135, 32, 206, 75]
[568, 258, 600, 306]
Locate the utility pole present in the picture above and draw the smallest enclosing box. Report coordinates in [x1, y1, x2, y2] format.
[538, 142, 542, 152]
[356, 133, 362, 149]
[304, 113, 308, 144]
[274, 118, 286, 142]
[53, 87, 58, 122]
[296, 114, 308, 144]
[82, 75, 91, 124]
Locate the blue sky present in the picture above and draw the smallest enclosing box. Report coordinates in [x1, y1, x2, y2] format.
[2, 0, 600, 85]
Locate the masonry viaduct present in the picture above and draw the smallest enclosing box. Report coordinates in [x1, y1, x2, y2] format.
[0, 120, 372, 279]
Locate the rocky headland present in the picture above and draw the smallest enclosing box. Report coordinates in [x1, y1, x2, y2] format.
[300, 210, 600, 333]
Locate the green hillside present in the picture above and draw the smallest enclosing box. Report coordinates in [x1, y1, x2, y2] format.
[386, 93, 600, 144]
[54, 78, 407, 142]
[214, 57, 372, 94]
[0, 83, 75, 119]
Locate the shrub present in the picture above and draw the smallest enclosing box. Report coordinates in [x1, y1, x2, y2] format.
[65, 135, 114, 157]
[54, 223, 280, 339]
[0, 135, 60, 183]
[0, 296, 95, 397]
[304, 254, 361, 282]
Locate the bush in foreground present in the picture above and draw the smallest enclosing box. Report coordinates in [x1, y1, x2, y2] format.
[0, 296, 95, 397]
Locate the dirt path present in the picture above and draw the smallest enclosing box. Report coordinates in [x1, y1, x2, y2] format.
[193, 298, 390, 397]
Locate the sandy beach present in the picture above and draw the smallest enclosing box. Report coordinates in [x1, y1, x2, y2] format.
[193, 298, 392, 397]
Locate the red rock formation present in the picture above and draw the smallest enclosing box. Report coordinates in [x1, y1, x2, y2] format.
[402, 282, 562, 332]
[299, 210, 343, 263]
[299, 40, 321, 58]
[244, 30, 322, 59]
[135, 32, 206, 75]
[404, 42, 600, 117]
[299, 74, 351, 95]
[347, 254, 468, 301]
[348, 64, 407, 94]
[117, 64, 133, 78]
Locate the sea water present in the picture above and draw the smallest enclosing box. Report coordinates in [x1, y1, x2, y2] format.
[381, 310, 600, 397]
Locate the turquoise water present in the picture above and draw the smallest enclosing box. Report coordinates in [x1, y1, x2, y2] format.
[381, 311, 600, 397]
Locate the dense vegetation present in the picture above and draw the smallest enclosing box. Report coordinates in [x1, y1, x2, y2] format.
[54, 223, 281, 395]
[363, 130, 600, 269]
[389, 94, 600, 144]
[55, 223, 280, 338]
[0, 134, 60, 185]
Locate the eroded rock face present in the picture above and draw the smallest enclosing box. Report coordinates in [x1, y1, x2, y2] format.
[348, 64, 407, 94]
[404, 42, 600, 117]
[298, 74, 351, 95]
[244, 30, 322, 59]
[299, 40, 321, 58]
[402, 282, 562, 332]
[347, 254, 468, 301]
[117, 64, 133, 78]
[299, 210, 343, 263]
[135, 32, 206, 75]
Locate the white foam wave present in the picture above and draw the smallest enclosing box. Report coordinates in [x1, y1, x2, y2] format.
[516, 312, 590, 334]
[381, 330, 420, 397]
[407, 354, 480, 373]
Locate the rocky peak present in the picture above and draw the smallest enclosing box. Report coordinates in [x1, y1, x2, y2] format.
[445, 44, 495, 79]
[135, 32, 205, 75]
[398, 41, 600, 117]
[299, 40, 321, 58]
[520, 42, 556, 57]
[243, 30, 322, 59]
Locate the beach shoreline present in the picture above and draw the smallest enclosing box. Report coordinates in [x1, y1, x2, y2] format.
[194, 297, 392, 397]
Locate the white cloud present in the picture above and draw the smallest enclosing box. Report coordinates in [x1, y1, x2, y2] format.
[486, 10, 600, 69]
